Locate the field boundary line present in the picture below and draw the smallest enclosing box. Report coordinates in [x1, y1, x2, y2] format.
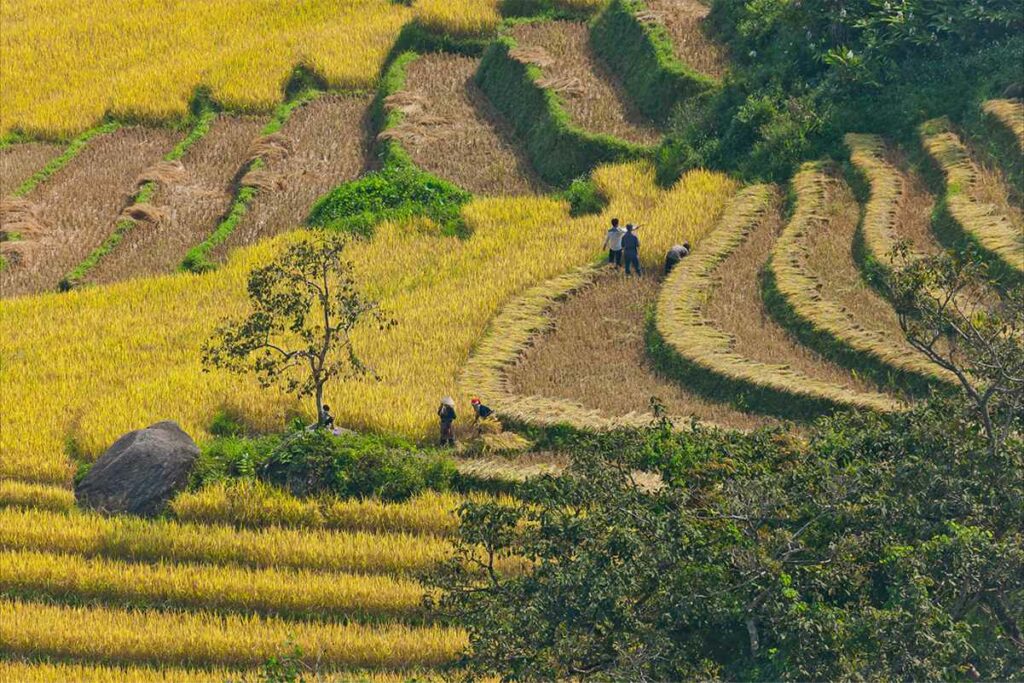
[474, 34, 652, 186]
[59, 108, 219, 289]
[589, 0, 718, 124]
[764, 162, 952, 394]
[653, 183, 902, 418]
[919, 117, 1024, 286]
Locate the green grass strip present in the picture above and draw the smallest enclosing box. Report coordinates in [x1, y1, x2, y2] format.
[59, 110, 219, 290]
[180, 90, 321, 274]
[13, 122, 120, 198]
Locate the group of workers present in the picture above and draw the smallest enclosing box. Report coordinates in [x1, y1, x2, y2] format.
[602, 217, 690, 276]
[436, 395, 491, 447]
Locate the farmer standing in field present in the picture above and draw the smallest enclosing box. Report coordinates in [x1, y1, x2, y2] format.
[664, 242, 690, 275]
[438, 396, 457, 447]
[622, 224, 641, 276]
[603, 217, 625, 268]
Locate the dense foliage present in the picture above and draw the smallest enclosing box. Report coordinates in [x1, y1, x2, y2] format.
[433, 397, 1023, 680]
[663, 0, 1024, 181]
[194, 429, 456, 502]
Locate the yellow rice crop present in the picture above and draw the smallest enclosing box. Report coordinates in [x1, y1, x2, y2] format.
[0, 0, 501, 138]
[0, 597, 465, 669]
[0, 479, 75, 512]
[170, 480, 506, 537]
[0, 506, 451, 575]
[982, 98, 1024, 149]
[0, 162, 734, 486]
[0, 660, 451, 683]
[0, 548, 426, 620]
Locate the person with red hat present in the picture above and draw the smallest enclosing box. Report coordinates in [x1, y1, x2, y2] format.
[471, 396, 493, 427]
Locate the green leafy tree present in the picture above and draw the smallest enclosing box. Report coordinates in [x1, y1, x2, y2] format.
[203, 233, 393, 426]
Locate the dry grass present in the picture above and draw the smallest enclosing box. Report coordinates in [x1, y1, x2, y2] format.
[769, 163, 951, 385]
[87, 116, 269, 284]
[0, 547, 427, 620]
[0, 597, 464, 670]
[455, 452, 570, 481]
[508, 21, 661, 145]
[982, 98, 1024, 149]
[507, 269, 772, 430]
[643, 0, 727, 79]
[212, 95, 371, 261]
[0, 126, 180, 297]
[0, 142, 62, 197]
[0, 660, 451, 683]
[655, 184, 901, 413]
[385, 54, 546, 196]
[0, 505, 453, 575]
[920, 118, 1024, 276]
[170, 481, 504, 537]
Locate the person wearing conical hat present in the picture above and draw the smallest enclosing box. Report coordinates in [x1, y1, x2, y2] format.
[438, 396, 457, 447]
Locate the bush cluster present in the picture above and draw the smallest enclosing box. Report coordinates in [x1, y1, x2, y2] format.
[194, 428, 456, 502]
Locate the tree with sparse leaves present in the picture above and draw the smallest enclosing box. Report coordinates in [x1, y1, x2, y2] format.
[888, 245, 1024, 457]
[203, 233, 393, 426]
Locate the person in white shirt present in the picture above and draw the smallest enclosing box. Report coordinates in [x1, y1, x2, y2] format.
[602, 218, 625, 268]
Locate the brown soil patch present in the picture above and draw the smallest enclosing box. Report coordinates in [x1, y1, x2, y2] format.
[212, 94, 372, 261]
[643, 0, 727, 79]
[705, 198, 895, 395]
[1, 142, 62, 197]
[387, 54, 547, 196]
[886, 147, 940, 256]
[0, 127, 180, 297]
[86, 115, 269, 285]
[806, 175, 906, 339]
[509, 21, 661, 145]
[508, 270, 773, 431]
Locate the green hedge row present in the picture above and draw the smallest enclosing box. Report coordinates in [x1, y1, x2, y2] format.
[589, 0, 718, 125]
[474, 35, 650, 187]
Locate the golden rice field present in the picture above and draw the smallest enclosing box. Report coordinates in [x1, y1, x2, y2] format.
[0, 161, 735, 485]
[0, 0, 501, 138]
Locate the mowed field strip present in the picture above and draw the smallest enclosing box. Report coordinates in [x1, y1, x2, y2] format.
[0, 126, 180, 296]
[656, 185, 902, 417]
[210, 94, 372, 262]
[384, 54, 547, 196]
[0, 161, 734, 485]
[85, 115, 268, 284]
[508, 21, 662, 145]
[643, 0, 728, 78]
[505, 269, 774, 430]
[0, 142, 62, 196]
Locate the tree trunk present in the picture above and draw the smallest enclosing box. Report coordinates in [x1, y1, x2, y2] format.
[315, 380, 325, 427]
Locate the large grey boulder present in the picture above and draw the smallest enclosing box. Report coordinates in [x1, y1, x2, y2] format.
[75, 421, 199, 516]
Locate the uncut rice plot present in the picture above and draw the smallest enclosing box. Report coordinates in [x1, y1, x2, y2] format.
[509, 21, 661, 145]
[86, 115, 268, 285]
[0, 142, 62, 196]
[644, 0, 727, 78]
[388, 54, 547, 196]
[507, 270, 772, 431]
[0, 126, 180, 297]
[703, 196, 898, 397]
[211, 94, 371, 261]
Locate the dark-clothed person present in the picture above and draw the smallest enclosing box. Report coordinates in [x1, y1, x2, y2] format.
[622, 224, 641, 276]
[438, 397, 457, 446]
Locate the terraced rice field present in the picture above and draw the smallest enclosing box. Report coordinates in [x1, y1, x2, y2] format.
[211, 95, 371, 261]
[86, 115, 268, 284]
[0, 142, 62, 197]
[508, 21, 661, 144]
[769, 163, 949, 388]
[0, 126, 180, 297]
[644, 0, 727, 78]
[385, 54, 547, 195]
[507, 270, 771, 430]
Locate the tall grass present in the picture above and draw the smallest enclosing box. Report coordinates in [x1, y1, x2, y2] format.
[0, 162, 734, 485]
